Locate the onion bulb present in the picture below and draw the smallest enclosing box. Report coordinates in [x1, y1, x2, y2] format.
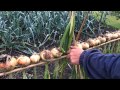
[105, 33, 112, 41]
[50, 48, 62, 58]
[87, 38, 96, 47]
[30, 53, 40, 63]
[0, 63, 6, 72]
[98, 36, 106, 43]
[0, 63, 5, 68]
[116, 31, 120, 38]
[17, 55, 31, 66]
[94, 38, 101, 45]
[112, 33, 118, 39]
[117, 33, 120, 38]
[40, 50, 53, 60]
[5, 57, 18, 70]
[76, 42, 82, 49]
[81, 42, 89, 50]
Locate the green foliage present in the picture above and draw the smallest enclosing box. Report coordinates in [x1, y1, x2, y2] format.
[92, 11, 120, 29]
[44, 63, 50, 79]
[0, 11, 106, 55]
[59, 12, 76, 78]
[105, 15, 120, 29]
[110, 11, 120, 19]
[60, 22, 71, 52]
[0, 11, 70, 54]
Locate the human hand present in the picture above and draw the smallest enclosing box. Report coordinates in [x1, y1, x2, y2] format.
[67, 46, 84, 65]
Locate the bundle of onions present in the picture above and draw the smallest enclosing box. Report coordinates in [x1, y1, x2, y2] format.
[17, 55, 31, 66]
[2, 30, 120, 72]
[40, 50, 53, 60]
[50, 48, 62, 58]
[30, 53, 40, 63]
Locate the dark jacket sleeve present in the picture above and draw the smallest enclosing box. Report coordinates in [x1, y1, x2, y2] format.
[80, 49, 120, 79]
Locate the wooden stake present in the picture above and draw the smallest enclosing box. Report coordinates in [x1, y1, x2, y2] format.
[76, 11, 90, 41]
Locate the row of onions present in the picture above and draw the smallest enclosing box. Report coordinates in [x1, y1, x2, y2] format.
[0, 30, 120, 72]
[0, 48, 62, 72]
[77, 30, 120, 49]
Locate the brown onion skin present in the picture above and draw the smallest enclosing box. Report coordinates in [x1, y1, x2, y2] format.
[87, 38, 96, 47]
[17, 56, 31, 66]
[94, 38, 101, 45]
[0, 63, 6, 72]
[81, 42, 89, 50]
[117, 33, 120, 38]
[50, 48, 62, 58]
[105, 33, 112, 41]
[98, 36, 106, 43]
[112, 33, 118, 39]
[0, 63, 5, 68]
[5, 57, 18, 70]
[30, 53, 40, 63]
[40, 50, 54, 60]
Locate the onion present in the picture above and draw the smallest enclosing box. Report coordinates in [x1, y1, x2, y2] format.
[115, 31, 120, 37]
[17, 55, 31, 66]
[50, 48, 62, 58]
[112, 33, 118, 39]
[81, 42, 89, 50]
[117, 33, 120, 38]
[105, 33, 112, 41]
[0, 62, 5, 69]
[87, 38, 96, 47]
[40, 50, 53, 60]
[94, 38, 101, 45]
[76, 42, 83, 49]
[98, 36, 106, 43]
[0, 63, 6, 72]
[5, 57, 18, 70]
[30, 53, 40, 63]
[0, 63, 5, 68]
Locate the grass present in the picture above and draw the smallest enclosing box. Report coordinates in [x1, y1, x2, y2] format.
[92, 11, 120, 29]
[106, 15, 120, 29]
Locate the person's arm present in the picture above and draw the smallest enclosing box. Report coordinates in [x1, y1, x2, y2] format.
[80, 49, 120, 79]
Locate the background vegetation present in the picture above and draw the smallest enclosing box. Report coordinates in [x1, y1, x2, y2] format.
[0, 11, 109, 55]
